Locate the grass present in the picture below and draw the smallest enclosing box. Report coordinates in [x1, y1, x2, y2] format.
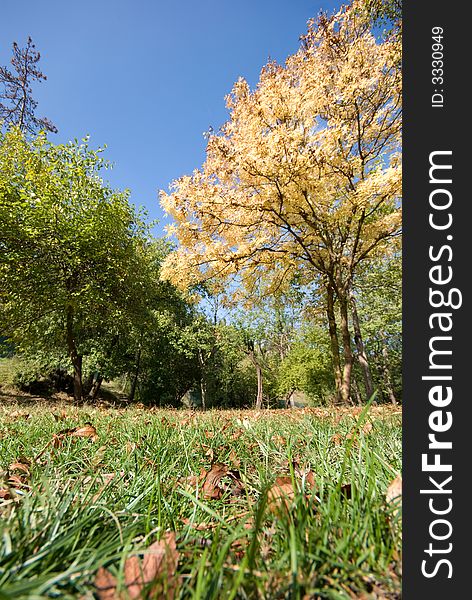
[0, 397, 402, 599]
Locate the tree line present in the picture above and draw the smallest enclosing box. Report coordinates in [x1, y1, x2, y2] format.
[0, 0, 402, 408]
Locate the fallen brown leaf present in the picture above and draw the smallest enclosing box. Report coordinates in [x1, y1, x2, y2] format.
[202, 463, 228, 499]
[9, 461, 30, 475]
[228, 448, 241, 468]
[386, 474, 402, 517]
[70, 424, 99, 442]
[7, 474, 29, 488]
[267, 468, 317, 513]
[202, 445, 215, 464]
[267, 476, 296, 511]
[94, 567, 117, 600]
[386, 474, 402, 503]
[293, 463, 316, 488]
[95, 533, 179, 600]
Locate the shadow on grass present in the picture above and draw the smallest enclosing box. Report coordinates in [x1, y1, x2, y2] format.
[0, 384, 129, 409]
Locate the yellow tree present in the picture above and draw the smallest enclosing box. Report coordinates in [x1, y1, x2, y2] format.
[160, 0, 401, 403]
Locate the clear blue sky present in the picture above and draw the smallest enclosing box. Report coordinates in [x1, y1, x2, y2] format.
[1, 0, 341, 233]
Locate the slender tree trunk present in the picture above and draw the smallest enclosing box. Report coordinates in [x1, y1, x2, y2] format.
[66, 305, 83, 402]
[128, 345, 142, 403]
[244, 341, 264, 409]
[382, 344, 397, 404]
[326, 285, 343, 403]
[350, 289, 375, 400]
[255, 363, 263, 409]
[285, 389, 295, 409]
[351, 377, 363, 406]
[200, 381, 207, 410]
[18, 89, 27, 131]
[90, 374, 103, 401]
[197, 349, 207, 410]
[338, 290, 354, 404]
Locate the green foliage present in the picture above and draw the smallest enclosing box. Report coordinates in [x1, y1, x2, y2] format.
[278, 345, 333, 405]
[0, 128, 160, 396]
[1, 129, 146, 335]
[354, 256, 402, 402]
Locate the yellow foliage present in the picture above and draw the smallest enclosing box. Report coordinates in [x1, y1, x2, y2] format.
[160, 0, 401, 298]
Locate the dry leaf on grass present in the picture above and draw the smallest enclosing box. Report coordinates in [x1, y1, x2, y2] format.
[1, 457, 32, 502]
[125, 441, 137, 454]
[95, 532, 179, 599]
[9, 461, 30, 475]
[386, 474, 402, 503]
[34, 423, 99, 461]
[53, 423, 99, 442]
[10, 410, 30, 421]
[267, 469, 317, 513]
[181, 518, 215, 531]
[70, 424, 99, 442]
[179, 463, 245, 501]
[202, 462, 228, 499]
[267, 476, 296, 509]
[7, 474, 30, 489]
[94, 568, 117, 600]
[82, 471, 122, 502]
[228, 448, 241, 468]
[345, 420, 374, 443]
[386, 474, 402, 517]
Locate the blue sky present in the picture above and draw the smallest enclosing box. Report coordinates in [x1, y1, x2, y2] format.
[1, 0, 342, 233]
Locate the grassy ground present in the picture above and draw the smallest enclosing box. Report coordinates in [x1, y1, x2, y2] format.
[0, 392, 402, 599]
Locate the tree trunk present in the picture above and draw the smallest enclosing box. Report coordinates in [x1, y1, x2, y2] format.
[66, 305, 83, 402]
[90, 374, 103, 401]
[285, 389, 295, 409]
[244, 341, 264, 409]
[338, 291, 354, 405]
[382, 344, 397, 404]
[255, 362, 263, 409]
[83, 372, 94, 397]
[128, 346, 142, 403]
[326, 284, 343, 403]
[351, 377, 363, 406]
[197, 349, 207, 410]
[350, 289, 375, 401]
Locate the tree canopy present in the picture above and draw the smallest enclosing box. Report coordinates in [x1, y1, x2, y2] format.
[160, 0, 401, 403]
[0, 128, 150, 399]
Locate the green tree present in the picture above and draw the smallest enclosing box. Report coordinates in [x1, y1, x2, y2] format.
[0, 128, 149, 401]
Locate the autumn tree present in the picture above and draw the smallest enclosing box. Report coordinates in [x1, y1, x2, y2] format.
[160, 0, 401, 403]
[0, 129, 149, 401]
[0, 37, 57, 134]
